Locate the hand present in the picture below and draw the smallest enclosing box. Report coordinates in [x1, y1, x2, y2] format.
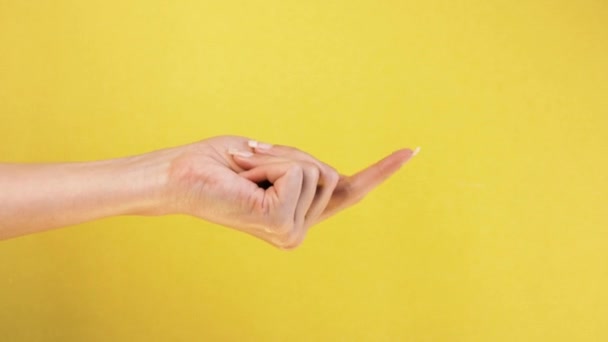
[162, 136, 417, 249]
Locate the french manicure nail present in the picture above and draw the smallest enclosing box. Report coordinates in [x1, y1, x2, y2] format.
[248, 140, 273, 150]
[412, 146, 421, 156]
[228, 148, 253, 157]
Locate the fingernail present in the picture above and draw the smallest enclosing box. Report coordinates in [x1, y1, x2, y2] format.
[228, 148, 253, 157]
[248, 140, 273, 150]
[412, 146, 421, 156]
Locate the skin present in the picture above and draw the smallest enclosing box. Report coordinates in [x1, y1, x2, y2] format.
[0, 135, 416, 249]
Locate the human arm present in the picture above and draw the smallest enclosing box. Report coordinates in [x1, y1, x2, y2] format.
[0, 136, 417, 248]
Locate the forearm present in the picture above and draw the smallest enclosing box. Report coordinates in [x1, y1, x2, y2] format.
[0, 150, 174, 240]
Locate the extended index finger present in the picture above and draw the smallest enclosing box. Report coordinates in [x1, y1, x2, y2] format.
[347, 148, 415, 198]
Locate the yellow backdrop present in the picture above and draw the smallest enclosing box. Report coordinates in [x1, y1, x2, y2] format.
[1, 0, 607, 341]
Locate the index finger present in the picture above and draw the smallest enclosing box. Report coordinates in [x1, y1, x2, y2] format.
[347, 148, 416, 198]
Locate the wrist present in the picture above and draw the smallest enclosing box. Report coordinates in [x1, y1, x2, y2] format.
[111, 147, 182, 217]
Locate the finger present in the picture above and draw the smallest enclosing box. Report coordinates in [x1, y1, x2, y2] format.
[246, 141, 340, 225]
[240, 163, 308, 249]
[240, 223, 301, 251]
[247, 141, 338, 186]
[236, 161, 303, 216]
[229, 149, 291, 172]
[305, 169, 339, 227]
[235, 149, 324, 247]
[231, 148, 324, 224]
[348, 148, 414, 198]
[238, 159, 317, 249]
[292, 161, 319, 233]
[318, 149, 415, 221]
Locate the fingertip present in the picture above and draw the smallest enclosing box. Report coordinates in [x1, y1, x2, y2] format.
[394, 148, 413, 157]
[412, 146, 421, 156]
[391, 148, 415, 166]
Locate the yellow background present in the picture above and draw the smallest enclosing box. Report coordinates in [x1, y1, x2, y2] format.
[1, 0, 607, 341]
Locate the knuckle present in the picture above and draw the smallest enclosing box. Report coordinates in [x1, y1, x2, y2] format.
[340, 179, 362, 202]
[302, 162, 320, 179]
[280, 242, 302, 251]
[268, 220, 306, 250]
[277, 232, 304, 251]
[324, 167, 340, 187]
[274, 225, 291, 236]
[268, 217, 294, 236]
[270, 237, 288, 249]
[286, 163, 304, 179]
